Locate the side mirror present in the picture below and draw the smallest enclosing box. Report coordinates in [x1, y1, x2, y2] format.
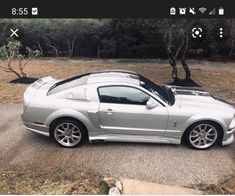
[146, 98, 159, 109]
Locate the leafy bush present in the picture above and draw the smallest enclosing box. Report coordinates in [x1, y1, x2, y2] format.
[0, 40, 41, 78]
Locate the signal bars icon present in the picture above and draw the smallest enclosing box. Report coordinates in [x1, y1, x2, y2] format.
[209, 8, 216, 15]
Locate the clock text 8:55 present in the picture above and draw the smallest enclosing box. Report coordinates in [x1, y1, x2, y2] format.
[12, 8, 28, 16]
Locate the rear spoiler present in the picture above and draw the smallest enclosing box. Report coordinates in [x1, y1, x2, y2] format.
[30, 76, 55, 89]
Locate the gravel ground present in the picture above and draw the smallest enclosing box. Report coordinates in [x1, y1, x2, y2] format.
[0, 104, 234, 187]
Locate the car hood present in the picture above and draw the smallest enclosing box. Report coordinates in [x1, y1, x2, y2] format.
[167, 85, 234, 112]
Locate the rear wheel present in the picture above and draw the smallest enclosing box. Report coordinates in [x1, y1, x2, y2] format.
[185, 121, 220, 150]
[51, 119, 85, 147]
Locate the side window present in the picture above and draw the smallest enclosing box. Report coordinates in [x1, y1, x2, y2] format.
[98, 86, 150, 105]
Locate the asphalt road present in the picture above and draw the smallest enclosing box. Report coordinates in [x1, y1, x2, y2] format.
[0, 104, 234, 187]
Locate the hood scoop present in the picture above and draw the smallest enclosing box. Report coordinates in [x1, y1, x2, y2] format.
[175, 90, 210, 96]
[169, 86, 211, 97]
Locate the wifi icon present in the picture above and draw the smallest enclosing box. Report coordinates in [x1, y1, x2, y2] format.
[199, 7, 207, 14]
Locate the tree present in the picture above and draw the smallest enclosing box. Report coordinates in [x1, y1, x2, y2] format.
[158, 19, 191, 81]
[63, 19, 91, 57]
[223, 19, 235, 59]
[43, 19, 61, 56]
[0, 40, 41, 78]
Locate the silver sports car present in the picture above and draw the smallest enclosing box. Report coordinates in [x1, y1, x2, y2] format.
[21, 70, 235, 150]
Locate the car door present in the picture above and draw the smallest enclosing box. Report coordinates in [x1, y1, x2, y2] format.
[97, 85, 168, 136]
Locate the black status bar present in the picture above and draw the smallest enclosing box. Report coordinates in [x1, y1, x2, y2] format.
[0, 0, 234, 18]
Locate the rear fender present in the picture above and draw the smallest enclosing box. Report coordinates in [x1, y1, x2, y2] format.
[45, 109, 90, 130]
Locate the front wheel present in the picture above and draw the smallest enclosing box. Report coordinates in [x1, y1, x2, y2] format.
[51, 119, 85, 147]
[184, 121, 220, 150]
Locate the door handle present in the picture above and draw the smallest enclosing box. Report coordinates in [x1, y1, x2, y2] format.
[103, 109, 113, 114]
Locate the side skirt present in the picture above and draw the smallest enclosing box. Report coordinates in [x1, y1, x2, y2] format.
[89, 134, 181, 144]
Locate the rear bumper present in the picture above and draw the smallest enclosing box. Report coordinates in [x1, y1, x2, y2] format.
[21, 114, 50, 137]
[23, 124, 50, 137]
[222, 128, 235, 146]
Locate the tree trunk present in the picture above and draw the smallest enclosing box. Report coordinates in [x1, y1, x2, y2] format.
[97, 43, 100, 58]
[163, 29, 178, 81]
[168, 51, 178, 81]
[180, 33, 191, 80]
[229, 39, 234, 59]
[71, 41, 75, 57]
[46, 43, 58, 56]
[166, 38, 185, 81]
[67, 40, 76, 57]
[18, 58, 31, 78]
[37, 42, 44, 56]
[181, 57, 191, 80]
[67, 41, 72, 57]
[6, 57, 22, 78]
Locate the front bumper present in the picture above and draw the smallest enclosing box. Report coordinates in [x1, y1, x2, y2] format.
[222, 127, 235, 146]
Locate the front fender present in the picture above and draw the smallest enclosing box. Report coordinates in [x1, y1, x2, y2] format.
[180, 114, 227, 137]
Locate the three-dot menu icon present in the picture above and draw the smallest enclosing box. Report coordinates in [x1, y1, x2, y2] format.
[219, 28, 223, 38]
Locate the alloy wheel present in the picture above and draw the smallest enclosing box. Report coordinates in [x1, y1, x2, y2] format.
[54, 122, 82, 147]
[189, 124, 218, 149]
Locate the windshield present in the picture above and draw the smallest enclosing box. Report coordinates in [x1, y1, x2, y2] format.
[139, 75, 175, 105]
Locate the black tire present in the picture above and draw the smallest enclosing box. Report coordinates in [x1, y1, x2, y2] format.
[184, 121, 221, 150]
[50, 118, 85, 148]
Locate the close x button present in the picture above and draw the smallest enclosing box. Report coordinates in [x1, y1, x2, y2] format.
[10, 28, 19, 38]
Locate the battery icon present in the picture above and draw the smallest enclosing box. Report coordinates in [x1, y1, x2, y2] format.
[218, 7, 224, 15]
